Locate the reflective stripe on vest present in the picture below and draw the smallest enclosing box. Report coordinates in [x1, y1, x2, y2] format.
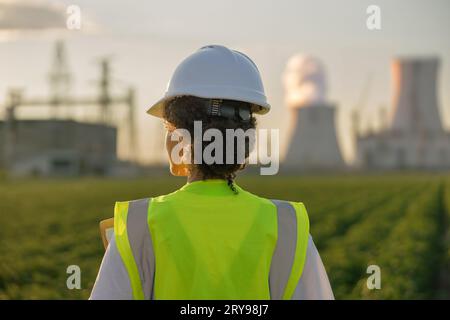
[114, 198, 155, 300]
[269, 200, 309, 299]
[114, 198, 309, 300]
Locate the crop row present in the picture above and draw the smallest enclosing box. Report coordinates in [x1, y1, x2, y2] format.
[353, 181, 443, 299]
[319, 179, 433, 299]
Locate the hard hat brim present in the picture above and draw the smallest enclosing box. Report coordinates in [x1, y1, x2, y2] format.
[146, 98, 166, 118]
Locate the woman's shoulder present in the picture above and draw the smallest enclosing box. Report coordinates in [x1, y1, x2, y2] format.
[238, 185, 306, 209]
[148, 187, 186, 203]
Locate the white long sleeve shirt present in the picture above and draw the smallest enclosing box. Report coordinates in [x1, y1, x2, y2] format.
[90, 233, 334, 300]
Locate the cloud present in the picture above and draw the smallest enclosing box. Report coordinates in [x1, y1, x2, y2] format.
[0, 0, 98, 41]
[0, 0, 67, 30]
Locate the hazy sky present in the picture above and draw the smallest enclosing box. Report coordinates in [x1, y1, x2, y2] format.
[0, 0, 449, 164]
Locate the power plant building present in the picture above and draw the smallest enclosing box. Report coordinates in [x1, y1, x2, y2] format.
[356, 57, 450, 170]
[0, 41, 137, 177]
[0, 120, 117, 176]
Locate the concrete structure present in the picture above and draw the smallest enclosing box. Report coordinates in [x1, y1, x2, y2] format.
[284, 105, 345, 169]
[282, 54, 345, 170]
[0, 120, 117, 176]
[0, 41, 140, 177]
[356, 57, 450, 170]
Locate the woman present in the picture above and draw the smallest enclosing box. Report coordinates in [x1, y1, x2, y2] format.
[90, 45, 334, 300]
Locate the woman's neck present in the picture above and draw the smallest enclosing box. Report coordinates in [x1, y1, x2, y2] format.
[187, 170, 225, 183]
[187, 169, 204, 183]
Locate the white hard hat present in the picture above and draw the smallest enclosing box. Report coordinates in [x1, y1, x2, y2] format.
[147, 45, 270, 118]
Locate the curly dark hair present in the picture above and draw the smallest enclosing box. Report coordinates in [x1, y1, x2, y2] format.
[163, 96, 257, 192]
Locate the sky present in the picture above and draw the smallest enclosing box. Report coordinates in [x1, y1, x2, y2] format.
[0, 0, 449, 164]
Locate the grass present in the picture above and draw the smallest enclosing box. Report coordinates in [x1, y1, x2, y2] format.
[0, 173, 448, 299]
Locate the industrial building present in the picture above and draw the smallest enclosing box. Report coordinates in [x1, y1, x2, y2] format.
[0, 120, 117, 176]
[356, 57, 450, 170]
[0, 41, 138, 177]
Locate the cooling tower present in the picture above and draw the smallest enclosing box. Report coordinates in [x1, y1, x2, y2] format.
[284, 104, 345, 169]
[282, 55, 344, 170]
[389, 58, 443, 134]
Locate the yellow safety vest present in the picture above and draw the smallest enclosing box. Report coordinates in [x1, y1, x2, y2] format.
[114, 179, 309, 300]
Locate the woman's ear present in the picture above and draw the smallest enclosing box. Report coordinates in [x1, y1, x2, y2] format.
[165, 130, 190, 177]
[172, 163, 190, 176]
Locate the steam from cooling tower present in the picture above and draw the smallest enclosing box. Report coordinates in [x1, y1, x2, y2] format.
[283, 54, 327, 109]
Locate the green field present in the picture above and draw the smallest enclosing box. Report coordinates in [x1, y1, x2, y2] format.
[0, 174, 449, 299]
